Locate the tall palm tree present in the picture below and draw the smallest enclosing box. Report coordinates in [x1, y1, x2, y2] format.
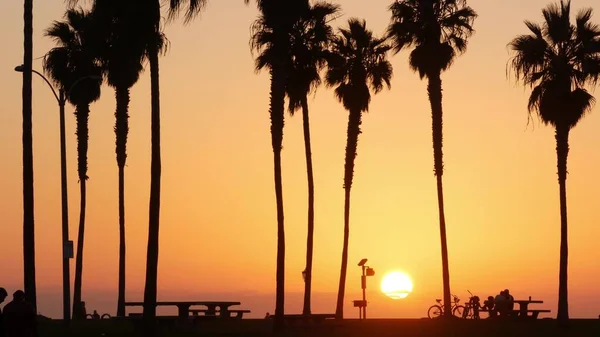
[249, 0, 309, 327]
[89, 0, 148, 317]
[386, 0, 476, 317]
[286, 1, 340, 316]
[508, 0, 600, 323]
[22, 0, 37, 311]
[142, 1, 163, 327]
[43, 8, 103, 320]
[141, 0, 202, 325]
[326, 19, 392, 318]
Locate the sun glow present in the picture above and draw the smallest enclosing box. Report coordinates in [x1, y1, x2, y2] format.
[381, 271, 413, 299]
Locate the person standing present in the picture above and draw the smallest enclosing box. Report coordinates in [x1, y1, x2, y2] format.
[504, 289, 515, 315]
[0, 288, 8, 337]
[2, 290, 36, 337]
[494, 290, 507, 317]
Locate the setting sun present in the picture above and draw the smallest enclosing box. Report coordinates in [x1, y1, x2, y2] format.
[381, 272, 414, 299]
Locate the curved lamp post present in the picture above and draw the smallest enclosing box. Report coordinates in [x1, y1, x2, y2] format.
[14, 65, 100, 325]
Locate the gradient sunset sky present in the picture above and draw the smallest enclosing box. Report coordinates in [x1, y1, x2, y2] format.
[1, 0, 599, 319]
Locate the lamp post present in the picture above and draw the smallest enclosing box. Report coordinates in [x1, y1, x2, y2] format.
[15, 65, 72, 324]
[354, 258, 375, 319]
[14, 65, 98, 324]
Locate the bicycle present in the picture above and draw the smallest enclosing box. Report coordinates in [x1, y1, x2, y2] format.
[452, 290, 480, 319]
[427, 294, 462, 319]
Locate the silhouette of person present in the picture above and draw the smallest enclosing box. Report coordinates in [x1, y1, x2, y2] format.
[264, 312, 270, 319]
[482, 296, 496, 318]
[92, 310, 100, 320]
[0, 288, 7, 305]
[494, 291, 507, 317]
[2, 290, 36, 337]
[504, 289, 515, 315]
[0, 287, 8, 337]
[471, 295, 481, 319]
[77, 301, 87, 320]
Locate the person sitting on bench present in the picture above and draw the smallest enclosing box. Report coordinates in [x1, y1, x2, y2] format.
[482, 296, 496, 318]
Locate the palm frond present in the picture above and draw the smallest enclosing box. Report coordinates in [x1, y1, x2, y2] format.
[168, 0, 208, 24]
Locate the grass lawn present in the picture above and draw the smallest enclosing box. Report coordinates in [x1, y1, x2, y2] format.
[36, 318, 600, 337]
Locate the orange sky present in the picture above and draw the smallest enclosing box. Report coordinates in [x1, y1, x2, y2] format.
[1, 0, 599, 319]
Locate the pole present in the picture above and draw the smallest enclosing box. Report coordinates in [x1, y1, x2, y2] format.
[59, 88, 71, 325]
[361, 266, 366, 319]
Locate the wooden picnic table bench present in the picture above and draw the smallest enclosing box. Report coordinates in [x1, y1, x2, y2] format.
[189, 308, 251, 318]
[124, 301, 241, 319]
[479, 299, 551, 319]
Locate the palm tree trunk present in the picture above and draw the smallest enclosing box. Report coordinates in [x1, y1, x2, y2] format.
[336, 108, 362, 319]
[301, 96, 314, 316]
[269, 67, 286, 331]
[22, 0, 37, 311]
[115, 87, 130, 317]
[72, 103, 90, 320]
[72, 177, 87, 319]
[428, 71, 452, 318]
[143, 37, 162, 331]
[555, 126, 570, 323]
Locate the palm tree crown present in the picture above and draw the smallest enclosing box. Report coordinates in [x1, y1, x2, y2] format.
[509, 0, 600, 128]
[387, 0, 476, 78]
[44, 8, 103, 108]
[286, 2, 340, 113]
[326, 19, 392, 114]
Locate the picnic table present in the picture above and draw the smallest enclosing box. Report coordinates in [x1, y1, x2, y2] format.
[124, 301, 241, 319]
[513, 299, 550, 318]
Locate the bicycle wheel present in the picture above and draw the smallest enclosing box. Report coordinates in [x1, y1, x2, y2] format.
[428, 305, 443, 319]
[453, 305, 465, 318]
[101, 313, 111, 319]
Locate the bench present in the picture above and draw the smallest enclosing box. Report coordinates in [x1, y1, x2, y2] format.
[528, 309, 551, 318]
[189, 308, 251, 318]
[223, 309, 251, 318]
[190, 309, 215, 316]
[479, 309, 551, 319]
[124, 301, 241, 319]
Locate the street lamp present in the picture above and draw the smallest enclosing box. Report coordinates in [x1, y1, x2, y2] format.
[353, 258, 375, 319]
[14, 65, 99, 324]
[15, 64, 71, 324]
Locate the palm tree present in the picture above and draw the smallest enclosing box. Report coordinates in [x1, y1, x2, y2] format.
[249, 0, 309, 327]
[326, 19, 392, 318]
[386, 0, 476, 317]
[142, 0, 203, 325]
[22, 0, 37, 311]
[43, 8, 103, 320]
[286, 1, 340, 316]
[508, 0, 600, 323]
[89, 0, 148, 317]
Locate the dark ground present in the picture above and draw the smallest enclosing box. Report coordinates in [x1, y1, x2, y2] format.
[38, 318, 600, 337]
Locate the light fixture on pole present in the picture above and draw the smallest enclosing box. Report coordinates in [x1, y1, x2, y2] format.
[353, 258, 375, 319]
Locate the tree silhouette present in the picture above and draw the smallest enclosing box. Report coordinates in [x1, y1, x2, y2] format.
[508, 0, 600, 323]
[386, 0, 476, 317]
[326, 18, 392, 318]
[22, 0, 37, 311]
[89, 0, 148, 317]
[249, 0, 309, 328]
[43, 7, 103, 320]
[286, 1, 340, 316]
